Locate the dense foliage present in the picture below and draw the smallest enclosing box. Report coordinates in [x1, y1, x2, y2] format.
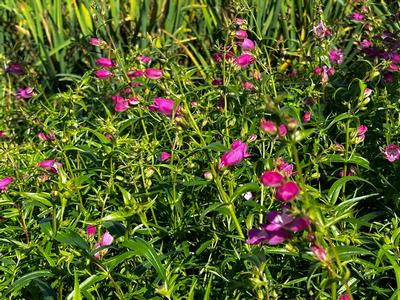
[1, 1, 400, 299]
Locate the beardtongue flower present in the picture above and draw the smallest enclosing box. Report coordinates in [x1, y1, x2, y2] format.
[219, 140, 250, 170]
[161, 152, 171, 161]
[260, 171, 284, 187]
[114, 100, 130, 112]
[278, 124, 287, 137]
[302, 111, 311, 123]
[233, 54, 254, 67]
[86, 225, 96, 237]
[0, 177, 13, 191]
[235, 30, 248, 39]
[89, 37, 103, 46]
[95, 69, 112, 79]
[312, 21, 331, 39]
[38, 132, 55, 141]
[128, 69, 144, 78]
[311, 243, 328, 262]
[329, 49, 344, 64]
[352, 11, 364, 21]
[241, 38, 256, 50]
[144, 68, 163, 80]
[16, 87, 34, 99]
[260, 119, 277, 135]
[100, 231, 114, 246]
[95, 57, 115, 68]
[247, 210, 309, 245]
[6, 63, 24, 75]
[383, 144, 400, 162]
[138, 55, 152, 64]
[275, 182, 300, 202]
[37, 159, 62, 173]
[339, 294, 351, 300]
[234, 18, 245, 26]
[0, 131, 6, 138]
[149, 98, 181, 117]
[360, 40, 372, 48]
[242, 81, 255, 90]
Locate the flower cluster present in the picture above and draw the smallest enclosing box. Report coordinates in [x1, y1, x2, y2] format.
[383, 144, 400, 162]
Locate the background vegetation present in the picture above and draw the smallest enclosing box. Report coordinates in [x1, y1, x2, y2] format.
[1, 0, 400, 299]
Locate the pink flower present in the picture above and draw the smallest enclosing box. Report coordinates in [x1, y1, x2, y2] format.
[247, 210, 309, 245]
[248, 134, 257, 142]
[277, 158, 294, 176]
[86, 225, 96, 237]
[242, 81, 255, 90]
[212, 79, 223, 86]
[0, 131, 6, 138]
[302, 111, 311, 123]
[360, 40, 372, 48]
[278, 124, 287, 137]
[37, 159, 62, 173]
[364, 88, 372, 97]
[114, 100, 130, 112]
[161, 152, 171, 161]
[241, 38, 256, 50]
[219, 140, 250, 170]
[275, 182, 300, 202]
[260, 119, 277, 135]
[0, 177, 13, 191]
[149, 98, 181, 117]
[89, 37, 103, 46]
[233, 54, 254, 67]
[16, 87, 34, 99]
[339, 294, 351, 300]
[128, 96, 139, 105]
[95, 58, 115, 68]
[100, 231, 113, 246]
[6, 63, 24, 75]
[128, 69, 144, 78]
[204, 171, 213, 180]
[95, 69, 112, 79]
[253, 69, 262, 81]
[314, 66, 322, 75]
[313, 21, 331, 39]
[357, 125, 368, 136]
[329, 49, 344, 64]
[260, 171, 284, 187]
[383, 144, 400, 162]
[352, 11, 364, 21]
[144, 68, 163, 80]
[311, 243, 328, 262]
[234, 18, 245, 26]
[138, 55, 152, 64]
[235, 30, 247, 39]
[38, 132, 55, 141]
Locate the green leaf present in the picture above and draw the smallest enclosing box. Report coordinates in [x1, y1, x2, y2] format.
[13, 271, 54, 292]
[328, 176, 374, 204]
[55, 231, 90, 252]
[335, 246, 373, 258]
[231, 182, 260, 202]
[203, 142, 228, 152]
[122, 238, 166, 281]
[66, 275, 106, 300]
[73, 270, 82, 300]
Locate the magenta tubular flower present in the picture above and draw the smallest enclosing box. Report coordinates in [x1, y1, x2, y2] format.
[128, 96, 139, 105]
[329, 49, 344, 64]
[277, 160, 294, 176]
[38, 132, 48, 141]
[149, 98, 180, 117]
[100, 231, 114, 246]
[114, 100, 130, 112]
[311, 243, 328, 262]
[144, 68, 163, 79]
[128, 69, 144, 78]
[339, 294, 351, 300]
[95, 69, 112, 79]
[89, 37, 102, 46]
[0, 131, 6, 138]
[260, 171, 284, 187]
[248, 134, 257, 142]
[352, 11, 364, 21]
[242, 81, 255, 90]
[383, 144, 400, 162]
[313, 21, 331, 39]
[219, 140, 250, 170]
[357, 125, 367, 142]
[278, 124, 287, 137]
[138, 55, 152, 64]
[234, 18, 245, 26]
[0, 177, 13, 191]
[360, 40, 372, 48]
[86, 225, 96, 237]
[247, 210, 309, 245]
[6, 63, 24, 75]
[95, 57, 115, 68]
[37, 159, 62, 173]
[302, 111, 311, 123]
[204, 171, 213, 180]
[16, 87, 34, 99]
[212, 79, 223, 86]
[260, 119, 277, 135]
[235, 30, 248, 39]
[233, 54, 254, 67]
[314, 66, 322, 75]
[161, 152, 171, 162]
[241, 38, 256, 50]
[275, 182, 300, 202]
